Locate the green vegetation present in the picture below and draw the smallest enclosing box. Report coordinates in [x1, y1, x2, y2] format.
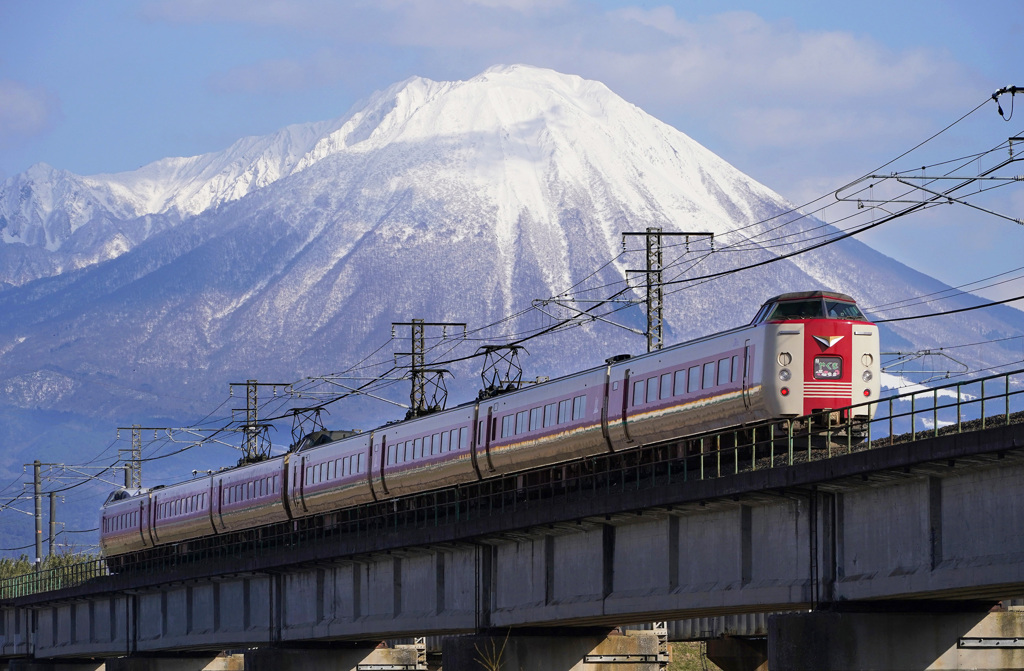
[668, 642, 723, 671]
[0, 552, 98, 579]
[0, 552, 104, 598]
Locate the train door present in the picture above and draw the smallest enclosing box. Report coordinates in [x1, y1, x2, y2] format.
[139, 498, 152, 549]
[214, 477, 227, 530]
[295, 455, 309, 514]
[469, 404, 483, 479]
[372, 433, 390, 499]
[604, 367, 636, 449]
[742, 340, 752, 409]
[479, 406, 496, 472]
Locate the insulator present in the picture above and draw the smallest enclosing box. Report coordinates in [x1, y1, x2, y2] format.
[1014, 175, 1023, 181]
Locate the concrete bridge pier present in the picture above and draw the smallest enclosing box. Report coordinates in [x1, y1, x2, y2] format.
[441, 629, 661, 671]
[8, 660, 104, 671]
[243, 645, 418, 671]
[103, 653, 243, 671]
[769, 608, 1024, 670]
[706, 636, 768, 671]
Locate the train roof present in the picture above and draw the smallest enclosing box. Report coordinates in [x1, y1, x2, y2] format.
[764, 290, 856, 304]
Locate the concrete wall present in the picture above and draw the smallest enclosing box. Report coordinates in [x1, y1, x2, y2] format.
[770, 610, 1024, 670]
[834, 462, 1024, 601]
[6, 448, 1024, 660]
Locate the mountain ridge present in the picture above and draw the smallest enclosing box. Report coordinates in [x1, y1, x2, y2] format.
[0, 63, 1020, 448]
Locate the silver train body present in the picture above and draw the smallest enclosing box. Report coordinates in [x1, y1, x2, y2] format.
[101, 291, 880, 559]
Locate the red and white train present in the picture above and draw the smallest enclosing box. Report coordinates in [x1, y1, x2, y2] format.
[100, 291, 880, 560]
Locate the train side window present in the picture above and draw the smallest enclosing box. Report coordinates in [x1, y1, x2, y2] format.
[415, 438, 424, 460]
[703, 362, 716, 389]
[660, 373, 672, 399]
[751, 303, 773, 325]
[516, 410, 528, 435]
[558, 399, 571, 423]
[646, 377, 658, 403]
[573, 395, 586, 420]
[357, 453, 364, 473]
[502, 415, 514, 438]
[732, 355, 740, 382]
[544, 403, 557, 427]
[687, 366, 700, 393]
[718, 358, 731, 386]
[529, 407, 542, 431]
[632, 380, 645, 406]
[673, 369, 686, 396]
[432, 434, 440, 455]
[440, 431, 449, 453]
[459, 427, 468, 450]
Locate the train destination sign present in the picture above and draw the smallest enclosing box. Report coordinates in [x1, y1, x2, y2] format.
[813, 356, 843, 380]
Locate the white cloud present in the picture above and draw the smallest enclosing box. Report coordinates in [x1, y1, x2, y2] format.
[0, 80, 60, 148]
[209, 50, 354, 94]
[139, 1, 991, 202]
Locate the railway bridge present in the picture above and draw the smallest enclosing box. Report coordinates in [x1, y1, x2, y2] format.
[3, 372, 1024, 670]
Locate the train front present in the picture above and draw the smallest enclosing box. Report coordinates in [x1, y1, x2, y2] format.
[755, 291, 881, 420]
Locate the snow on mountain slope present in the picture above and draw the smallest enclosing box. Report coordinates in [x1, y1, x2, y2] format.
[0, 64, 1021, 433]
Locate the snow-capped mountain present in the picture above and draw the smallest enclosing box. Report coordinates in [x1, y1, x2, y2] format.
[0, 64, 1021, 444]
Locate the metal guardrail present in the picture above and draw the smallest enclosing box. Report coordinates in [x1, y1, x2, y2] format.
[0, 558, 108, 600]
[4, 368, 1023, 600]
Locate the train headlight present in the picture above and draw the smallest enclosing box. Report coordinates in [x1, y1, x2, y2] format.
[779, 368, 792, 381]
[862, 370, 873, 382]
[862, 353, 874, 366]
[778, 352, 792, 366]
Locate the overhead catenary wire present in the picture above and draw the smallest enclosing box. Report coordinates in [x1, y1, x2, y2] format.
[2, 93, 1012, 507]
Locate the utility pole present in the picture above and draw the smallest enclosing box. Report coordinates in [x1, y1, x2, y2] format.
[33, 460, 41, 569]
[623, 228, 713, 352]
[228, 380, 291, 463]
[393, 319, 466, 418]
[48, 491, 56, 556]
[116, 424, 180, 488]
[117, 424, 145, 489]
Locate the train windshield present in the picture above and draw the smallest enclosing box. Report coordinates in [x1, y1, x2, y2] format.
[768, 300, 824, 320]
[756, 297, 866, 323]
[824, 300, 865, 320]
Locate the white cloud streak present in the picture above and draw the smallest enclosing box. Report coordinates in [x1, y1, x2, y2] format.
[0, 80, 60, 149]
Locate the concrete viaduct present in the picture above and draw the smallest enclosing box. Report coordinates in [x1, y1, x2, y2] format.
[3, 418, 1024, 670]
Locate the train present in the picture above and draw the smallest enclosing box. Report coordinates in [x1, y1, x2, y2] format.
[100, 290, 880, 561]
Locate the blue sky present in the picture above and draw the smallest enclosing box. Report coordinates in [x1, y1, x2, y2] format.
[1, 0, 1023, 298]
